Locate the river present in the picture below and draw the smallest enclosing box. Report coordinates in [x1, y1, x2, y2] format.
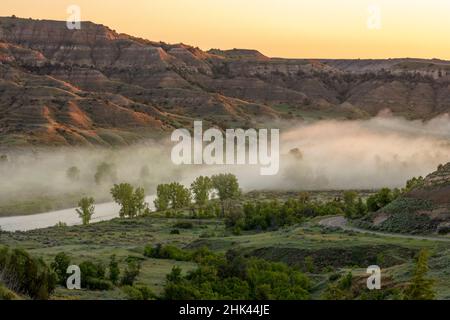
[0, 195, 156, 232]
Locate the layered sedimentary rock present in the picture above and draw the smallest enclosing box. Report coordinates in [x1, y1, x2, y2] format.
[1, 16, 450, 146]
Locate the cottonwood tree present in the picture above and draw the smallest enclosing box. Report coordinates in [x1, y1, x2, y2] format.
[154, 184, 171, 211]
[168, 182, 191, 210]
[154, 183, 191, 211]
[111, 183, 148, 218]
[76, 197, 95, 225]
[211, 174, 241, 217]
[343, 191, 367, 219]
[190, 176, 212, 207]
[366, 188, 395, 212]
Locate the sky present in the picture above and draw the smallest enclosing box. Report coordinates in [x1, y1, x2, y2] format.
[1, 0, 450, 60]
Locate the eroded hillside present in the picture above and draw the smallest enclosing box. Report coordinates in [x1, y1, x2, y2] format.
[1, 16, 450, 146]
[360, 163, 450, 234]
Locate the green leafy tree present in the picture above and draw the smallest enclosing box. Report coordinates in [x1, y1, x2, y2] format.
[0, 247, 56, 299]
[154, 183, 191, 211]
[224, 200, 244, 230]
[121, 259, 141, 286]
[166, 266, 183, 283]
[343, 191, 358, 218]
[191, 176, 213, 206]
[162, 249, 310, 300]
[403, 176, 424, 193]
[133, 186, 148, 215]
[322, 272, 354, 300]
[367, 188, 395, 212]
[76, 197, 95, 225]
[51, 252, 71, 286]
[403, 250, 435, 300]
[169, 182, 191, 209]
[79, 261, 112, 290]
[111, 183, 148, 218]
[343, 191, 368, 219]
[154, 184, 171, 211]
[355, 197, 368, 217]
[211, 174, 241, 216]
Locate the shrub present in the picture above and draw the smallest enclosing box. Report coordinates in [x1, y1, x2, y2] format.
[51, 252, 71, 286]
[79, 261, 112, 291]
[322, 272, 354, 300]
[378, 211, 438, 234]
[109, 255, 120, 285]
[144, 244, 190, 261]
[162, 250, 310, 300]
[403, 250, 435, 300]
[85, 278, 113, 291]
[0, 247, 56, 299]
[120, 259, 141, 286]
[55, 222, 67, 228]
[382, 197, 435, 215]
[173, 222, 194, 229]
[122, 285, 155, 300]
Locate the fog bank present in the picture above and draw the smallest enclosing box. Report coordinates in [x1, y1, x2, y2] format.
[0, 115, 449, 214]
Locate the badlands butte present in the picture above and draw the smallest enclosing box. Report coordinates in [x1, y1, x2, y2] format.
[1, 16, 450, 147]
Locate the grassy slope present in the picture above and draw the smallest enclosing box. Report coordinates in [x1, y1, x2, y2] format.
[1, 213, 449, 300]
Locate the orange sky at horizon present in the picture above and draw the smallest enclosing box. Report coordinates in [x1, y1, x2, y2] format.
[1, 0, 450, 60]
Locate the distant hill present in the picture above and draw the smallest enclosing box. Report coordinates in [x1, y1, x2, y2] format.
[360, 163, 450, 235]
[1, 16, 450, 146]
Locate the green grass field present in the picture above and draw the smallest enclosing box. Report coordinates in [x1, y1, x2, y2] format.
[1, 208, 448, 299]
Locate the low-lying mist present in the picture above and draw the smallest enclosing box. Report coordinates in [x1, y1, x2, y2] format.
[279, 114, 450, 190]
[0, 114, 449, 214]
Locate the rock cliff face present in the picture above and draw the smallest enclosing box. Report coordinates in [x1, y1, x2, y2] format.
[1, 16, 450, 146]
[422, 163, 450, 188]
[408, 163, 450, 206]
